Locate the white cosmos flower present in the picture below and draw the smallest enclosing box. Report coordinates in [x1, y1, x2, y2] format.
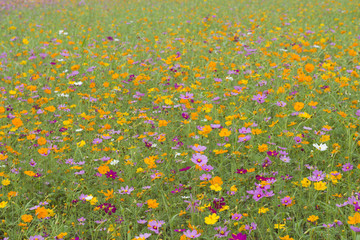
[226, 76, 233, 81]
[110, 160, 119, 165]
[74, 81, 83, 86]
[85, 195, 93, 201]
[75, 129, 83, 132]
[313, 143, 328, 151]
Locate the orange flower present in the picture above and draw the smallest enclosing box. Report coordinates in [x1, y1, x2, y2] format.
[37, 137, 47, 146]
[209, 176, 223, 186]
[35, 206, 48, 219]
[44, 106, 56, 112]
[98, 165, 110, 174]
[21, 214, 33, 223]
[348, 212, 360, 225]
[147, 199, 159, 209]
[304, 63, 315, 73]
[258, 144, 268, 152]
[11, 118, 23, 128]
[24, 171, 36, 177]
[293, 102, 304, 111]
[219, 128, 231, 137]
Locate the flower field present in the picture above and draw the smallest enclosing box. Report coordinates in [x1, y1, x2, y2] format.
[1, 0, 360, 239]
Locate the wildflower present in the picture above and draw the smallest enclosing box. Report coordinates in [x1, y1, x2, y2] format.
[314, 181, 327, 191]
[232, 213, 243, 221]
[119, 186, 134, 195]
[214, 226, 230, 238]
[228, 232, 247, 240]
[245, 222, 257, 233]
[191, 153, 208, 166]
[281, 196, 292, 206]
[307, 215, 319, 222]
[21, 214, 33, 223]
[105, 169, 118, 179]
[293, 102, 304, 111]
[147, 199, 159, 209]
[148, 220, 165, 234]
[342, 163, 353, 172]
[0, 201, 8, 208]
[301, 178, 311, 187]
[184, 194, 200, 212]
[205, 213, 219, 225]
[313, 143, 328, 151]
[184, 229, 201, 238]
[29, 236, 44, 240]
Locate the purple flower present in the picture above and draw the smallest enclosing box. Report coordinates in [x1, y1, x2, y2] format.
[92, 138, 103, 144]
[118, 186, 134, 195]
[236, 168, 247, 174]
[29, 236, 44, 240]
[294, 136, 302, 143]
[245, 222, 257, 233]
[179, 166, 191, 172]
[252, 93, 266, 103]
[191, 153, 208, 166]
[184, 229, 201, 238]
[308, 170, 325, 182]
[201, 164, 214, 172]
[105, 170, 118, 179]
[231, 213, 243, 221]
[228, 232, 247, 240]
[342, 163, 353, 172]
[356, 109, 360, 117]
[148, 220, 165, 234]
[199, 174, 212, 180]
[214, 226, 230, 238]
[281, 196, 292, 206]
[184, 194, 199, 213]
[350, 226, 360, 232]
[134, 233, 151, 239]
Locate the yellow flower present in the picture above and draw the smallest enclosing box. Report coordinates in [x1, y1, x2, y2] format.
[23, 38, 29, 45]
[258, 207, 269, 214]
[0, 201, 8, 208]
[274, 224, 285, 229]
[210, 184, 222, 191]
[230, 185, 238, 192]
[77, 140, 86, 147]
[1, 179, 10, 186]
[314, 181, 327, 191]
[205, 213, 219, 225]
[307, 215, 319, 222]
[279, 235, 294, 240]
[301, 178, 311, 187]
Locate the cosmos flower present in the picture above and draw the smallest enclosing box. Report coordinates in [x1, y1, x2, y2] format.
[313, 143, 328, 151]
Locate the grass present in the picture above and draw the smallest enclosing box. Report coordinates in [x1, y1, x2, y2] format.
[0, 0, 360, 239]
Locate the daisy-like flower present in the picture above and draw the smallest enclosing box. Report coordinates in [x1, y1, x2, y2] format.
[191, 153, 208, 166]
[184, 229, 201, 238]
[118, 186, 134, 195]
[313, 143, 328, 151]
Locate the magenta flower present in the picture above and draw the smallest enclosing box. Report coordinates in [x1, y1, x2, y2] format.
[105, 169, 118, 179]
[236, 168, 247, 174]
[228, 232, 247, 240]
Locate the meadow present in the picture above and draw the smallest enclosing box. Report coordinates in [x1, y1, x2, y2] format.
[0, 0, 360, 239]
